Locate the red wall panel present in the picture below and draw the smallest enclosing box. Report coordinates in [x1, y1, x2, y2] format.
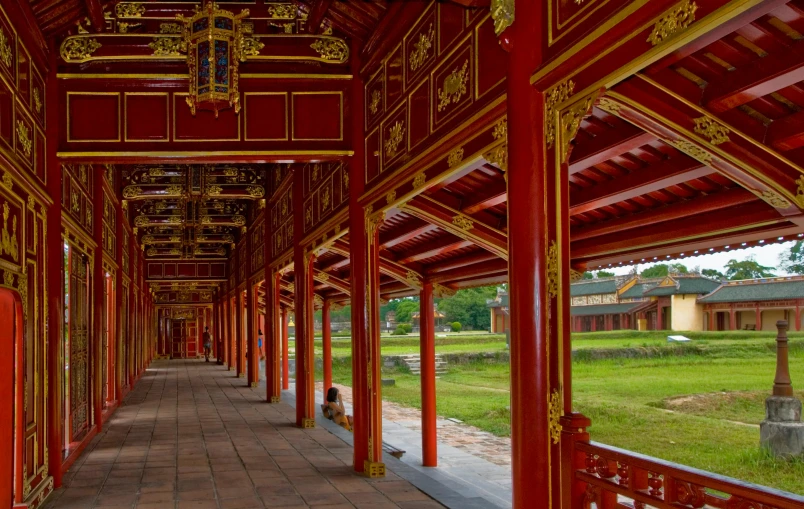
[292, 92, 342, 140]
[67, 93, 120, 141]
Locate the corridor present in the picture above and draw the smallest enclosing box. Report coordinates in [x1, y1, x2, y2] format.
[43, 361, 444, 509]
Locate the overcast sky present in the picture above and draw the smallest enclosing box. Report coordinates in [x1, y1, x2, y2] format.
[602, 240, 798, 277]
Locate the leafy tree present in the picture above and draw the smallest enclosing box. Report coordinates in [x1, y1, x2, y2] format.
[780, 241, 804, 275]
[581, 272, 594, 279]
[394, 299, 419, 323]
[639, 263, 688, 278]
[436, 286, 498, 330]
[701, 268, 725, 280]
[596, 270, 615, 278]
[725, 256, 775, 280]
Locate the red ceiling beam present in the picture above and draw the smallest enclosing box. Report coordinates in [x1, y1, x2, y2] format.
[766, 110, 804, 152]
[330, 238, 424, 291]
[461, 181, 508, 215]
[571, 187, 758, 241]
[569, 158, 715, 215]
[428, 259, 508, 285]
[425, 251, 499, 274]
[314, 270, 351, 295]
[379, 220, 438, 249]
[569, 127, 655, 175]
[85, 0, 105, 32]
[704, 43, 804, 112]
[305, 0, 335, 34]
[396, 236, 474, 265]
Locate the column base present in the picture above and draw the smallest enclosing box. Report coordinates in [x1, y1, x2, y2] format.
[363, 460, 386, 478]
[301, 418, 316, 429]
[270, 396, 280, 403]
[238, 373, 245, 378]
[228, 367, 234, 371]
[249, 381, 258, 388]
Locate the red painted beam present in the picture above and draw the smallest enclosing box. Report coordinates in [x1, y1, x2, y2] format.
[306, 0, 334, 34]
[461, 181, 508, 215]
[767, 109, 804, 152]
[428, 259, 508, 284]
[396, 236, 474, 264]
[570, 158, 714, 215]
[569, 127, 655, 175]
[571, 187, 758, 241]
[379, 220, 438, 249]
[425, 251, 499, 274]
[85, 0, 105, 32]
[704, 42, 804, 113]
[320, 256, 350, 272]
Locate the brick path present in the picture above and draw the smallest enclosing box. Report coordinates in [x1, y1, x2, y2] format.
[315, 382, 512, 468]
[44, 360, 445, 509]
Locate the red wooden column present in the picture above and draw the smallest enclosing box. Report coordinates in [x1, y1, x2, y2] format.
[91, 165, 104, 432]
[228, 295, 236, 371]
[322, 299, 333, 400]
[730, 307, 737, 330]
[293, 168, 316, 427]
[266, 272, 281, 402]
[282, 306, 289, 390]
[114, 193, 124, 402]
[364, 211, 385, 475]
[212, 300, 218, 358]
[45, 46, 63, 488]
[236, 288, 245, 378]
[247, 281, 259, 386]
[795, 304, 801, 332]
[348, 38, 374, 476]
[420, 281, 437, 467]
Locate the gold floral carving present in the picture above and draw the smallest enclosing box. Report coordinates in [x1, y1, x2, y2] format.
[647, 0, 698, 46]
[597, 97, 620, 114]
[164, 185, 184, 195]
[412, 172, 426, 190]
[409, 24, 434, 72]
[546, 240, 558, 299]
[405, 270, 422, 288]
[548, 389, 561, 445]
[160, 23, 183, 34]
[60, 37, 102, 62]
[369, 89, 381, 115]
[384, 121, 405, 159]
[433, 283, 456, 298]
[122, 186, 142, 198]
[116, 2, 146, 17]
[247, 185, 264, 197]
[438, 60, 468, 112]
[492, 118, 507, 141]
[233, 215, 246, 226]
[2, 269, 12, 287]
[206, 185, 224, 196]
[795, 176, 804, 208]
[241, 36, 264, 57]
[693, 116, 730, 145]
[545, 80, 575, 149]
[560, 96, 594, 163]
[16, 121, 32, 157]
[484, 145, 508, 173]
[758, 189, 791, 209]
[149, 36, 185, 56]
[0, 27, 12, 67]
[310, 38, 349, 63]
[447, 147, 464, 168]
[489, 0, 514, 36]
[386, 190, 396, 205]
[1, 203, 20, 262]
[570, 269, 584, 282]
[267, 4, 296, 19]
[670, 139, 712, 165]
[316, 272, 330, 282]
[33, 88, 43, 115]
[322, 186, 331, 209]
[365, 210, 384, 243]
[452, 214, 473, 231]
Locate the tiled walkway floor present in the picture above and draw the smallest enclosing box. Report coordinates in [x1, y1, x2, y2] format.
[43, 360, 445, 509]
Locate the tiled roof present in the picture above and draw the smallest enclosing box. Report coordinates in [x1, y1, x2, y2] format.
[570, 302, 641, 316]
[698, 278, 804, 303]
[643, 277, 720, 296]
[619, 280, 661, 299]
[570, 279, 618, 297]
[487, 295, 509, 308]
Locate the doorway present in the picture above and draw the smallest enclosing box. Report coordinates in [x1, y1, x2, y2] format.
[0, 289, 18, 505]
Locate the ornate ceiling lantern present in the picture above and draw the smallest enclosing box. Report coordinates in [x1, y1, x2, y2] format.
[178, 1, 249, 118]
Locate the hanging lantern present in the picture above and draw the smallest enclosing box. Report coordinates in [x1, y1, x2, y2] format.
[178, 1, 249, 118]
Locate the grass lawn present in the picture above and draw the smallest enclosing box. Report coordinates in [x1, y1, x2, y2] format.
[313, 332, 804, 495]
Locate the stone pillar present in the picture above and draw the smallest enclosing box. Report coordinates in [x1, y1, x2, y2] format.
[760, 320, 804, 457]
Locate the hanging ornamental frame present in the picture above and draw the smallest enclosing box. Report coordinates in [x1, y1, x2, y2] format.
[178, 1, 249, 118]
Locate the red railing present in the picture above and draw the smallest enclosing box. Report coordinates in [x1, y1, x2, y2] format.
[574, 441, 804, 509]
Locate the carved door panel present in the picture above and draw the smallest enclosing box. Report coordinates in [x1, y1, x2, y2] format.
[171, 320, 185, 358]
[69, 254, 90, 441]
[187, 321, 198, 358]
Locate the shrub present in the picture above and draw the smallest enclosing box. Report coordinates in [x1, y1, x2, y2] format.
[401, 323, 413, 333]
[451, 322, 462, 332]
[393, 326, 407, 336]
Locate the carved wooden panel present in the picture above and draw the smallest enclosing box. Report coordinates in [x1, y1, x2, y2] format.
[61, 163, 93, 236]
[146, 261, 226, 280]
[102, 188, 116, 259]
[250, 215, 265, 275]
[302, 162, 346, 234]
[68, 250, 90, 441]
[270, 185, 293, 260]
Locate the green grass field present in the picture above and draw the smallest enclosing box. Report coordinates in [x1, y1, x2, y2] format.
[313, 331, 804, 495]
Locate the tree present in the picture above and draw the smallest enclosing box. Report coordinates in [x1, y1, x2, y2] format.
[701, 268, 725, 280]
[596, 270, 615, 278]
[436, 286, 498, 330]
[639, 263, 689, 278]
[581, 272, 594, 279]
[780, 241, 804, 275]
[724, 256, 775, 280]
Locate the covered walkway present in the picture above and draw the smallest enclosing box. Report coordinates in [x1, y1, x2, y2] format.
[42, 361, 445, 509]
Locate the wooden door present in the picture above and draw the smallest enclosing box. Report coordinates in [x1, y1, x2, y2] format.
[187, 320, 198, 358]
[171, 320, 185, 359]
[0, 291, 15, 506]
[69, 252, 90, 442]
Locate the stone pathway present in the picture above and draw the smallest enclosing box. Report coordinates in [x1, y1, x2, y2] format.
[314, 382, 512, 467]
[43, 360, 446, 509]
